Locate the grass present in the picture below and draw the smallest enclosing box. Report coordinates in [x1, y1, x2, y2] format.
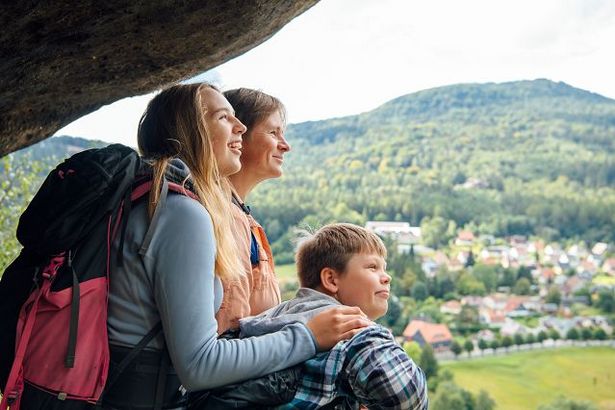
[442, 347, 615, 410]
[512, 315, 540, 328]
[276, 263, 299, 285]
[594, 274, 615, 286]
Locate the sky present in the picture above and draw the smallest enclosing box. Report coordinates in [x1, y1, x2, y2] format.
[55, 0, 615, 147]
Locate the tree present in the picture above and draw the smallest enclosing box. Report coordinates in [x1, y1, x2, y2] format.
[525, 333, 536, 346]
[430, 380, 482, 410]
[377, 294, 403, 333]
[457, 272, 486, 296]
[594, 328, 607, 340]
[419, 344, 439, 380]
[430, 381, 468, 410]
[498, 268, 517, 288]
[473, 264, 498, 293]
[548, 329, 561, 341]
[476, 390, 497, 410]
[514, 333, 525, 349]
[537, 330, 548, 343]
[450, 340, 462, 359]
[516, 266, 533, 282]
[546, 287, 562, 305]
[478, 339, 489, 354]
[403, 341, 422, 361]
[0, 154, 44, 272]
[513, 277, 531, 295]
[465, 250, 475, 267]
[421, 216, 455, 249]
[490, 339, 499, 350]
[537, 395, 597, 410]
[581, 328, 593, 341]
[463, 339, 474, 357]
[501, 336, 513, 351]
[456, 305, 480, 334]
[411, 281, 428, 301]
[566, 328, 580, 340]
[596, 290, 615, 313]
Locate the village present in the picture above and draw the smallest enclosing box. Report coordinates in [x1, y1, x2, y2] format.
[365, 221, 615, 358]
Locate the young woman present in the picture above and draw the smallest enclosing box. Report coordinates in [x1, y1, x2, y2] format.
[100, 83, 369, 408]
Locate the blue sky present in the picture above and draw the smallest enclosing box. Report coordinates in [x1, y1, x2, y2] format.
[55, 0, 615, 146]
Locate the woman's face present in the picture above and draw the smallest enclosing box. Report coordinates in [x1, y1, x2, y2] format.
[240, 110, 290, 180]
[201, 87, 247, 177]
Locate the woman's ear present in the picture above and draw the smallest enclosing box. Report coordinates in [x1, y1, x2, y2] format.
[319, 267, 339, 295]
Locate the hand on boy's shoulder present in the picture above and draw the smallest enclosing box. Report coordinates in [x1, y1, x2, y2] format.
[306, 305, 372, 351]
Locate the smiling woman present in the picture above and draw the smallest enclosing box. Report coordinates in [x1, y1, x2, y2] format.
[213, 88, 293, 331]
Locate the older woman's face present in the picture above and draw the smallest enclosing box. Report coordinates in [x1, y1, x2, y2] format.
[240, 110, 290, 180]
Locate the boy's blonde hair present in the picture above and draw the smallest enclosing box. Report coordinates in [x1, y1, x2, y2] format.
[295, 223, 387, 289]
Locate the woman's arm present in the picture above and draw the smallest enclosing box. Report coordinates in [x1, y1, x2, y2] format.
[146, 195, 317, 390]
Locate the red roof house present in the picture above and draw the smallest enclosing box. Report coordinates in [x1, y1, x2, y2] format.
[403, 320, 453, 351]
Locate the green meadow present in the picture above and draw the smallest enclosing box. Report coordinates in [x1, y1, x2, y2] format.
[443, 347, 615, 410]
[276, 263, 299, 284]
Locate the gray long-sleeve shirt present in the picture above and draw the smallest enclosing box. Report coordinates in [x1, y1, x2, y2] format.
[107, 177, 316, 391]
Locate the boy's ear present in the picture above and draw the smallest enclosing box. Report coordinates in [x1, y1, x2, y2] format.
[319, 267, 339, 295]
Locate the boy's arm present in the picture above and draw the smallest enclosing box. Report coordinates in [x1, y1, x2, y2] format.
[343, 327, 429, 410]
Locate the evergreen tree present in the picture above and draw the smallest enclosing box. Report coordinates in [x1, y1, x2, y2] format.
[465, 250, 475, 267]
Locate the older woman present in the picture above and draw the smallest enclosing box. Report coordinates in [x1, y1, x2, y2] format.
[215, 88, 291, 332]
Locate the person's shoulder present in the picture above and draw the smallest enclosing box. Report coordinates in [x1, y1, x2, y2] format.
[161, 194, 213, 230]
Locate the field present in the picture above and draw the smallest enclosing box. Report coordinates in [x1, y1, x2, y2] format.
[276, 263, 299, 285]
[443, 347, 615, 410]
[593, 275, 615, 286]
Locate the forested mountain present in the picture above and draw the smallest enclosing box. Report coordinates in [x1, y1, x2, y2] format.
[248, 79, 615, 262]
[3, 80, 615, 267]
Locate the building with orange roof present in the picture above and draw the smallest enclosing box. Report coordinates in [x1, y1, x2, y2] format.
[402, 320, 453, 351]
[602, 258, 615, 276]
[455, 230, 475, 247]
[440, 300, 462, 315]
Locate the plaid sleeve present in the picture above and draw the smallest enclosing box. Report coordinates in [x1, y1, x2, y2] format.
[342, 327, 429, 410]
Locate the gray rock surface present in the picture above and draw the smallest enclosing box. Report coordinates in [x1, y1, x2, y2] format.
[0, 0, 318, 156]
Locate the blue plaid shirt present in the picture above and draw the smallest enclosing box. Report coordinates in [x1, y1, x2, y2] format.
[277, 325, 428, 410]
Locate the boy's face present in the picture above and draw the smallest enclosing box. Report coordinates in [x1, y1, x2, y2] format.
[335, 253, 391, 320]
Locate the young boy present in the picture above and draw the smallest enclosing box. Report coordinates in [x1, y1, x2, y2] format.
[199, 223, 428, 409]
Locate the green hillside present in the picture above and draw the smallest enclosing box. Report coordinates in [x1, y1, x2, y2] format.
[246, 79, 615, 262]
[3, 80, 615, 268]
[443, 347, 615, 410]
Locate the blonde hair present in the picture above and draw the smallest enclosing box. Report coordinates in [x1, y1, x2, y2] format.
[295, 223, 387, 289]
[137, 83, 240, 281]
